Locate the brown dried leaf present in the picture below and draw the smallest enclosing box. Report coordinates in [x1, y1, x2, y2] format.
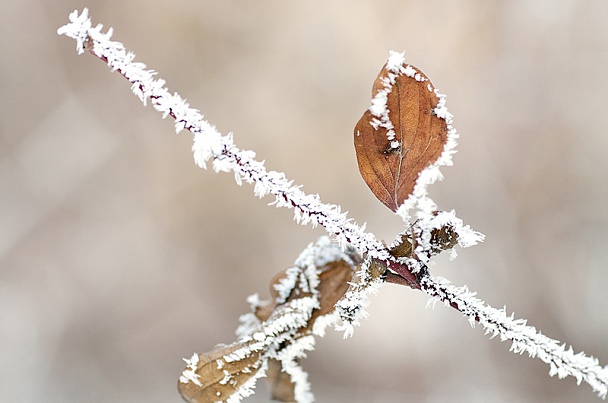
[354, 62, 448, 211]
[263, 259, 353, 401]
[178, 343, 261, 403]
[259, 259, 356, 336]
[267, 259, 353, 401]
[389, 233, 414, 259]
[304, 259, 354, 331]
[179, 250, 358, 403]
[429, 222, 459, 254]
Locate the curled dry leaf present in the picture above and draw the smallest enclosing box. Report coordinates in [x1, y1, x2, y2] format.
[177, 343, 262, 403]
[254, 259, 353, 328]
[427, 221, 459, 255]
[178, 247, 358, 403]
[354, 61, 448, 212]
[263, 259, 354, 401]
[306, 260, 353, 326]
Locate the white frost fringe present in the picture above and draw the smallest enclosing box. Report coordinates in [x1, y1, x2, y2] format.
[423, 275, 608, 399]
[59, 9, 607, 399]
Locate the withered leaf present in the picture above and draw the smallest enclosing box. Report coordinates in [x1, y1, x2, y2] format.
[179, 252, 357, 403]
[302, 259, 354, 332]
[178, 343, 262, 403]
[258, 259, 354, 335]
[265, 259, 353, 401]
[354, 62, 448, 211]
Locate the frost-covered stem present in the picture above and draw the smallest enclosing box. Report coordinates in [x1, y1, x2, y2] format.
[58, 9, 608, 399]
[57, 9, 392, 263]
[421, 275, 608, 398]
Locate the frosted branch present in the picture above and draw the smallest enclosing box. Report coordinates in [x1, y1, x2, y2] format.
[422, 275, 608, 399]
[56, 9, 386, 259]
[58, 9, 607, 399]
[56, 8, 421, 331]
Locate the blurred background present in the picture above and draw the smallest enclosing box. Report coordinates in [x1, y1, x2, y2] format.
[2, 1, 608, 402]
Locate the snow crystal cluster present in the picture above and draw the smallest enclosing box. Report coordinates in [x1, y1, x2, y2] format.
[179, 353, 203, 387]
[413, 210, 484, 270]
[334, 255, 384, 338]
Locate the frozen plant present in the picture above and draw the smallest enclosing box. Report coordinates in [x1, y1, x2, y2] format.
[58, 8, 608, 402]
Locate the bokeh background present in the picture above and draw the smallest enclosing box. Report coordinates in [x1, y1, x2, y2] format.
[2, 1, 608, 402]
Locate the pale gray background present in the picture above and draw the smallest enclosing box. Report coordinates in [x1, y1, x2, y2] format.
[2, 1, 607, 402]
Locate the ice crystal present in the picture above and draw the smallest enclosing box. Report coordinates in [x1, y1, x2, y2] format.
[179, 353, 203, 387]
